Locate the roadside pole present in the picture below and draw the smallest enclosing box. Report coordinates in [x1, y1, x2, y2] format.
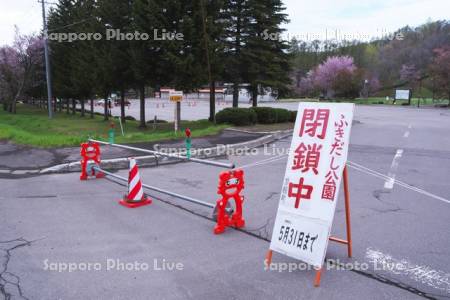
[169, 91, 183, 132]
[118, 117, 125, 136]
[40, 0, 53, 119]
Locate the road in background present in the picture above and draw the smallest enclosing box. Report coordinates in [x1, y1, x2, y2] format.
[1, 106, 450, 299]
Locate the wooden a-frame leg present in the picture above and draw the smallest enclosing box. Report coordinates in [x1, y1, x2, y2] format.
[265, 250, 273, 266]
[343, 166, 352, 258]
[314, 268, 322, 287]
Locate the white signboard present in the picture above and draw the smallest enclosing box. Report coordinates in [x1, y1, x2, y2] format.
[270, 103, 354, 268]
[395, 89, 410, 100]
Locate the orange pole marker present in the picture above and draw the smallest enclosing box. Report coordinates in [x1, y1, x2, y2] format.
[265, 250, 273, 266]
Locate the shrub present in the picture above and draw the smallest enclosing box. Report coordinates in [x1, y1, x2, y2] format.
[125, 115, 136, 121]
[250, 107, 277, 124]
[146, 119, 168, 124]
[215, 108, 257, 126]
[250, 107, 291, 124]
[274, 108, 290, 123]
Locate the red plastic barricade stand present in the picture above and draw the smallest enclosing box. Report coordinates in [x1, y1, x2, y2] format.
[80, 141, 105, 180]
[119, 158, 152, 208]
[265, 166, 352, 287]
[214, 169, 246, 234]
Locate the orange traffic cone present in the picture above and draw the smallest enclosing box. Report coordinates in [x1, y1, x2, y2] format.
[119, 158, 152, 208]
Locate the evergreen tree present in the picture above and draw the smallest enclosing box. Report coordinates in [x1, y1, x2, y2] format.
[198, 0, 226, 121]
[222, 0, 252, 107]
[243, 0, 291, 106]
[71, 0, 98, 117]
[95, 0, 120, 121]
[130, 0, 166, 128]
[48, 0, 77, 113]
[97, 0, 134, 123]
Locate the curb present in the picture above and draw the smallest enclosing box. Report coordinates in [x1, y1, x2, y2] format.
[8, 129, 294, 175]
[192, 129, 293, 159]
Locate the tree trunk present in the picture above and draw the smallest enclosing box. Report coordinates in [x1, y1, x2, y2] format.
[120, 88, 126, 124]
[232, 82, 239, 108]
[90, 99, 94, 118]
[408, 90, 412, 106]
[251, 85, 258, 107]
[209, 80, 215, 122]
[232, 0, 241, 109]
[104, 93, 109, 121]
[66, 99, 70, 114]
[139, 85, 146, 128]
[81, 99, 85, 117]
[72, 99, 76, 115]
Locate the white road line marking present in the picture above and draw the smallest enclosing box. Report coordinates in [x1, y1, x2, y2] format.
[403, 131, 410, 138]
[366, 248, 450, 293]
[347, 161, 450, 205]
[384, 149, 403, 190]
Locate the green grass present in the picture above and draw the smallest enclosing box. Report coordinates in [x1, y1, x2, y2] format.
[0, 104, 227, 147]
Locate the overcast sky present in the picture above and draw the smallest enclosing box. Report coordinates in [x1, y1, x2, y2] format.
[0, 0, 449, 45]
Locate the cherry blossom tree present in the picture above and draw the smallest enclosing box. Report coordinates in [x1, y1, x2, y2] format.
[429, 47, 450, 105]
[311, 56, 356, 98]
[297, 71, 315, 97]
[399, 64, 421, 84]
[0, 30, 44, 113]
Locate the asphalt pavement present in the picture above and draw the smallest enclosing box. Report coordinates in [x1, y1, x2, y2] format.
[1, 105, 449, 299]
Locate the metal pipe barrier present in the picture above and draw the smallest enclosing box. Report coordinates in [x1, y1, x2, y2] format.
[93, 166, 215, 209]
[88, 139, 234, 169]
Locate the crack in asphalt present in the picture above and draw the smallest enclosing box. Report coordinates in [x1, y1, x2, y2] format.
[171, 178, 203, 188]
[264, 192, 278, 202]
[0, 237, 44, 300]
[244, 217, 273, 240]
[372, 189, 393, 202]
[17, 195, 57, 199]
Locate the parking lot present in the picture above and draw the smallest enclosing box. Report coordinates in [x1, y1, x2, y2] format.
[90, 98, 302, 121]
[1, 105, 450, 299]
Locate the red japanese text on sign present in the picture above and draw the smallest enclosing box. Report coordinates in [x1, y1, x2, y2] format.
[299, 109, 330, 139]
[321, 114, 349, 200]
